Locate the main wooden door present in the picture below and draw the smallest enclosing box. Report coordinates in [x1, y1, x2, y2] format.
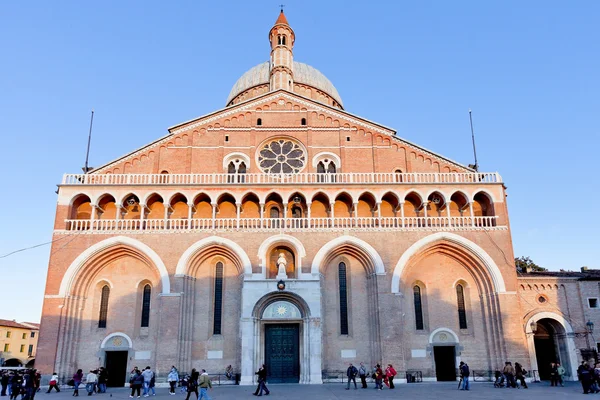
[265, 324, 300, 383]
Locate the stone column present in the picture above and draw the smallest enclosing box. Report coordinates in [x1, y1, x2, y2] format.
[308, 317, 323, 384]
[211, 203, 217, 229]
[236, 202, 242, 229]
[306, 202, 312, 229]
[330, 202, 335, 227]
[259, 203, 265, 229]
[240, 317, 257, 385]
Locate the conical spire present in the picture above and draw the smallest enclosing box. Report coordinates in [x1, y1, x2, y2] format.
[275, 9, 289, 26]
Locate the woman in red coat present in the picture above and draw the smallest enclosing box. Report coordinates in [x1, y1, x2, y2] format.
[385, 365, 397, 389]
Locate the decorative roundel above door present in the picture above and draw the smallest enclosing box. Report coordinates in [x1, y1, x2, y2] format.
[257, 139, 306, 174]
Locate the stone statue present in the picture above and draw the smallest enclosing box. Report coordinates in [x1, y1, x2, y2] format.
[277, 252, 287, 279]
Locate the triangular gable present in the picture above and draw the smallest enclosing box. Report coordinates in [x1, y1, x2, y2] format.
[91, 89, 471, 174]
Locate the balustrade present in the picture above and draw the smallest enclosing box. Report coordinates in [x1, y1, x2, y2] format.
[62, 172, 502, 186]
[64, 216, 499, 232]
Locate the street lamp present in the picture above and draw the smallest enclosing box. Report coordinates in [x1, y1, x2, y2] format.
[586, 320, 594, 334]
[530, 321, 538, 335]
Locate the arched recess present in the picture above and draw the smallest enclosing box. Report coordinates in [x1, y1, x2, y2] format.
[391, 232, 506, 294]
[524, 311, 578, 381]
[311, 236, 385, 276]
[175, 236, 252, 277]
[257, 234, 307, 277]
[100, 332, 133, 349]
[58, 236, 170, 296]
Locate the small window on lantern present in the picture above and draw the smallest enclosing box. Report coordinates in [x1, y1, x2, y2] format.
[257, 118, 262, 126]
[301, 118, 306, 126]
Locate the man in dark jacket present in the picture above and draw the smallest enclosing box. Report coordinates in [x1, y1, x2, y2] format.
[459, 362, 470, 391]
[345, 364, 358, 390]
[1, 372, 9, 396]
[253, 365, 269, 397]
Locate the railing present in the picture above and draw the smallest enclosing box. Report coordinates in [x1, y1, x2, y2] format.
[64, 216, 500, 232]
[62, 172, 502, 186]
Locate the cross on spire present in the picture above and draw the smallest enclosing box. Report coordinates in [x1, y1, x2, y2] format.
[279, 4, 285, 12]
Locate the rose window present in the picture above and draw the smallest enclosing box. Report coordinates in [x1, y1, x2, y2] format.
[258, 139, 306, 174]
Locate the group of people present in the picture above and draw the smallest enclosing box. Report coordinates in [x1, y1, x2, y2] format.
[345, 363, 396, 390]
[0, 369, 41, 400]
[493, 361, 529, 389]
[69, 367, 109, 396]
[577, 361, 600, 394]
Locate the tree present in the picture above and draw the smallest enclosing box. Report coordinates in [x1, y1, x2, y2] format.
[515, 256, 546, 273]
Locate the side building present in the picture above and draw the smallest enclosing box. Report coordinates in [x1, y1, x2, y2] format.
[0, 320, 39, 367]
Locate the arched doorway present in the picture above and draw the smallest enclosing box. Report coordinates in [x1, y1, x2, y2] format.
[101, 333, 133, 387]
[525, 312, 578, 381]
[3, 358, 23, 367]
[429, 328, 460, 381]
[240, 292, 322, 385]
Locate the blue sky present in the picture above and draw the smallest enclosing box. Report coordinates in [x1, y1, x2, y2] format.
[0, 1, 598, 322]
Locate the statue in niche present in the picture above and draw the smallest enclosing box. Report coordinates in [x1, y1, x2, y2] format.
[276, 252, 287, 279]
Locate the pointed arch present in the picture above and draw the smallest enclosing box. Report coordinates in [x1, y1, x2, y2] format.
[175, 236, 252, 277]
[391, 232, 506, 294]
[58, 236, 170, 296]
[311, 235, 385, 276]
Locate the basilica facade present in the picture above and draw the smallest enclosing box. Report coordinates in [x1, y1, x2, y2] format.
[36, 11, 590, 386]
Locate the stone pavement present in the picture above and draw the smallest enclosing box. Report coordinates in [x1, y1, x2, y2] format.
[39, 381, 587, 399]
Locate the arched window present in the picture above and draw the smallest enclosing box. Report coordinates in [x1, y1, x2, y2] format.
[327, 163, 336, 174]
[237, 162, 246, 183]
[394, 169, 403, 183]
[301, 118, 306, 126]
[227, 162, 236, 174]
[213, 262, 224, 335]
[269, 207, 280, 219]
[317, 162, 325, 174]
[456, 284, 468, 329]
[257, 118, 262, 126]
[282, 36, 286, 46]
[140, 284, 151, 328]
[98, 285, 110, 328]
[338, 262, 349, 335]
[413, 286, 424, 330]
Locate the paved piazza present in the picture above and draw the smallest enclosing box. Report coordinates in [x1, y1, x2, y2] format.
[41, 382, 584, 399]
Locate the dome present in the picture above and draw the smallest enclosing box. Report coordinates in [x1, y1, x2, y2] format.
[226, 61, 343, 108]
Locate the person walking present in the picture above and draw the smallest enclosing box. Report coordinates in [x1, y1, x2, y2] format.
[556, 363, 565, 387]
[129, 369, 144, 399]
[373, 364, 383, 390]
[141, 367, 154, 397]
[167, 367, 179, 395]
[385, 364, 396, 389]
[185, 369, 199, 400]
[97, 368, 108, 394]
[580, 364, 594, 394]
[358, 363, 368, 389]
[73, 370, 84, 397]
[1, 371, 8, 397]
[253, 364, 269, 396]
[514, 362, 527, 389]
[85, 371, 97, 396]
[503, 362, 516, 388]
[345, 363, 358, 390]
[197, 370, 212, 400]
[46, 373, 60, 393]
[8, 373, 21, 400]
[459, 362, 470, 391]
[22, 370, 35, 400]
